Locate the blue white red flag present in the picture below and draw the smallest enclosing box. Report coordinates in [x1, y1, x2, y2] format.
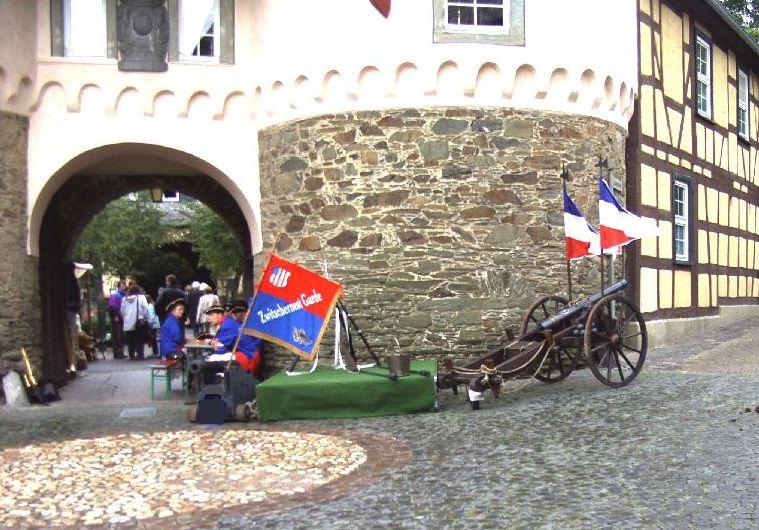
[563, 187, 600, 260]
[598, 178, 659, 251]
[243, 255, 342, 361]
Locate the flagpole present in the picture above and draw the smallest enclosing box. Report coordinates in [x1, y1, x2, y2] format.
[560, 165, 573, 302]
[566, 259, 573, 301]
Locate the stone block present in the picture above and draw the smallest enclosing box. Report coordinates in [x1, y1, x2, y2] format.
[360, 124, 385, 136]
[271, 173, 302, 195]
[397, 231, 427, 245]
[419, 140, 449, 162]
[360, 233, 383, 247]
[319, 205, 358, 221]
[484, 189, 523, 205]
[502, 118, 534, 138]
[461, 206, 496, 220]
[2, 372, 30, 408]
[280, 157, 309, 172]
[327, 230, 358, 248]
[485, 224, 527, 246]
[298, 236, 321, 251]
[432, 119, 468, 135]
[285, 215, 305, 233]
[398, 312, 432, 329]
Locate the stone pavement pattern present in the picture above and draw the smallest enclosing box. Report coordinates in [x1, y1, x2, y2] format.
[1, 317, 758, 528]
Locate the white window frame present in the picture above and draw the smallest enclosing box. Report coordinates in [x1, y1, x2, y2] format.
[178, 0, 221, 62]
[673, 180, 689, 262]
[162, 191, 180, 203]
[695, 35, 712, 119]
[445, 0, 509, 35]
[738, 69, 750, 140]
[62, 0, 107, 58]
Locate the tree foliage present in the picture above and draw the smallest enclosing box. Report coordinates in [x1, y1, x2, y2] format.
[181, 201, 244, 287]
[719, 0, 759, 42]
[74, 193, 172, 280]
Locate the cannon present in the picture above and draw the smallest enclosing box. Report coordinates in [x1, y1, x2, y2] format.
[437, 279, 648, 409]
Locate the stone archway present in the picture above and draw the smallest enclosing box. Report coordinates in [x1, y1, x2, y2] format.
[37, 149, 256, 382]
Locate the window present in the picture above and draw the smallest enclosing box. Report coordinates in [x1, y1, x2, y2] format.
[179, 0, 220, 61]
[695, 35, 712, 118]
[738, 69, 749, 140]
[62, 0, 107, 57]
[433, 0, 524, 45]
[673, 179, 690, 262]
[162, 191, 180, 202]
[446, 0, 507, 33]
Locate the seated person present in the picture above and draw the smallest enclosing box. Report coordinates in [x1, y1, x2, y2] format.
[195, 304, 225, 341]
[159, 299, 186, 359]
[211, 301, 263, 376]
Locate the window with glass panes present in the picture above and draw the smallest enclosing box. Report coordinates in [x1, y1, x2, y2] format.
[738, 69, 749, 140]
[447, 0, 507, 31]
[695, 35, 711, 118]
[63, 0, 107, 57]
[673, 180, 689, 262]
[179, 0, 220, 60]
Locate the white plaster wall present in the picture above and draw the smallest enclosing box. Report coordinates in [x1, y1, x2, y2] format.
[0, 0, 640, 257]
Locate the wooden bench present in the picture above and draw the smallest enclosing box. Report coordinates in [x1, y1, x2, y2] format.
[149, 359, 185, 400]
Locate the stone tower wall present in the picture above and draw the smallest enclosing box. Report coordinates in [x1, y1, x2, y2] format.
[0, 112, 42, 368]
[257, 108, 626, 369]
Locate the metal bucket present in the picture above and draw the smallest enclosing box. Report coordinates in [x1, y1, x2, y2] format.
[386, 353, 411, 377]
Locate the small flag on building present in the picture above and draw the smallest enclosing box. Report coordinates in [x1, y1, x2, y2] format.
[244, 255, 342, 361]
[563, 187, 601, 260]
[598, 178, 660, 251]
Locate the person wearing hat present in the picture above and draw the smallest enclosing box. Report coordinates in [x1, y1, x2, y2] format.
[159, 298, 186, 358]
[212, 302, 263, 376]
[204, 304, 226, 337]
[186, 281, 203, 334]
[195, 283, 220, 334]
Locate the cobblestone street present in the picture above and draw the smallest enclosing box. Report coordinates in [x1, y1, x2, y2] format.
[1, 318, 758, 529]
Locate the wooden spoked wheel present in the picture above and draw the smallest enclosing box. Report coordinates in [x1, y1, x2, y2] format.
[584, 293, 647, 388]
[520, 295, 578, 383]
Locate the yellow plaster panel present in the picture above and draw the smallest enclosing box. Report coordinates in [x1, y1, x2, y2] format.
[641, 235, 658, 257]
[712, 46, 729, 128]
[739, 237, 747, 268]
[749, 239, 755, 269]
[740, 199, 747, 231]
[748, 277, 754, 297]
[711, 275, 718, 305]
[728, 132, 737, 174]
[653, 29, 661, 80]
[698, 230, 708, 264]
[642, 144, 655, 155]
[706, 187, 718, 223]
[659, 220, 673, 259]
[756, 206, 759, 234]
[668, 154, 679, 165]
[755, 242, 759, 269]
[680, 110, 692, 154]
[729, 197, 739, 228]
[661, 5, 684, 104]
[683, 13, 690, 44]
[666, 108, 683, 147]
[719, 192, 729, 226]
[640, 23, 653, 77]
[706, 128, 714, 164]
[718, 274, 728, 297]
[698, 274, 711, 307]
[640, 0, 651, 16]
[674, 270, 692, 307]
[729, 235, 739, 267]
[655, 89, 669, 144]
[659, 269, 673, 309]
[697, 184, 706, 220]
[681, 158, 692, 170]
[640, 85, 655, 138]
[695, 122, 705, 160]
[729, 275, 738, 297]
[739, 276, 747, 297]
[641, 164, 657, 207]
[704, 168, 712, 178]
[709, 231, 718, 264]
[718, 232, 728, 266]
[639, 267, 658, 313]
[657, 171, 671, 212]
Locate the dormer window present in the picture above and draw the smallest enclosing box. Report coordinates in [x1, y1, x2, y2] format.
[433, 0, 524, 45]
[179, 0, 220, 61]
[446, 0, 507, 33]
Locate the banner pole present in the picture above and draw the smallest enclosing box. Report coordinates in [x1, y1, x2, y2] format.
[566, 259, 572, 302]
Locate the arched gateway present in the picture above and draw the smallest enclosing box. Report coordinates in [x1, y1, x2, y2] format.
[33, 144, 258, 381]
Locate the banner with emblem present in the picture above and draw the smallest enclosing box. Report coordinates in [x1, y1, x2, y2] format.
[243, 254, 343, 361]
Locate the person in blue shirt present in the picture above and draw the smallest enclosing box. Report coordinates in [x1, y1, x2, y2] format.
[159, 299, 186, 358]
[212, 302, 262, 376]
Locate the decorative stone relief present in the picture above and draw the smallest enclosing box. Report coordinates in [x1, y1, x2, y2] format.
[117, 0, 169, 72]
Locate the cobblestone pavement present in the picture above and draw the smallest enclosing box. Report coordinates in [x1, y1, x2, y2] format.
[1, 318, 758, 529]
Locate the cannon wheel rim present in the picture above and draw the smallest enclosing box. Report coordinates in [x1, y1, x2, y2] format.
[520, 295, 578, 383]
[584, 293, 647, 388]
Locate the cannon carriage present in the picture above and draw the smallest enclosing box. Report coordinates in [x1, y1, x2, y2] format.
[437, 279, 647, 409]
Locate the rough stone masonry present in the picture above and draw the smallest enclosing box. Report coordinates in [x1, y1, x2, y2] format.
[0, 112, 42, 369]
[257, 107, 626, 370]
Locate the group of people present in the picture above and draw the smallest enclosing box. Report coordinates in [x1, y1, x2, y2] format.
[106, 274, 261, 376]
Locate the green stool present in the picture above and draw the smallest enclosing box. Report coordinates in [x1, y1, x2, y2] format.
[149, 359, 183, 400]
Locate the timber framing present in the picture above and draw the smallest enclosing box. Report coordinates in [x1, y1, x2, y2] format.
[630, 0, 759, 321]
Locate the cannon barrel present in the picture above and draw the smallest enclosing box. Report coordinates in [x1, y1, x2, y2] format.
[536, 279, 628, 332]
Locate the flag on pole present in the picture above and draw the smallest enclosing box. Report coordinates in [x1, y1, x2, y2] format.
[563, 187, 601, 260]
[243, 255, 342, 361]
[598, 178, 660, 250]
